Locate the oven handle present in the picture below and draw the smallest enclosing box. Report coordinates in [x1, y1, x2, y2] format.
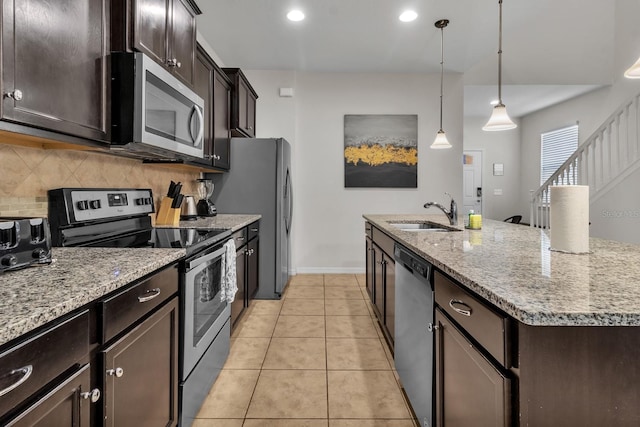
[186, 245, 227, 271]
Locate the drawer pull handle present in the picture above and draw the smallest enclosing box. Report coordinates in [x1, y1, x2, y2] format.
[449, 299, 472, 316]
[81, 388, 101, 403]
[236, 236, 245, 241]
[250, 228, 259, 232]
[0, 365, 33, 397]
[138, 288, 161, 303]
[106, 367, 124, 378]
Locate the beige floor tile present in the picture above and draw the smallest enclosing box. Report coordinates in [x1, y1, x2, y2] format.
[355, 274, 367, 287]
[232, 314, 278, 338]
[286, 286, 325, 299]
[248, 299, 283, 316]
[324, 274, 359, 287]
[263, 337, 326, 369]
[196, 370, 260, 418]
[244, 420, 328, 427]
[281, 298, 325, 315]
[327, 370, 411, 418]
[329, 420, 415, 427]
[326, 316, 378, 338]
[324, 299, 370, 316]
[273, 315, 326, 338]
[326, 338, 391, 370]
[289, 274, 324, 286]
[191, 420, 244, 427]
[246, 370, 328, 418]
[324, 287, 364, 300]
[224, 338, 271, 369]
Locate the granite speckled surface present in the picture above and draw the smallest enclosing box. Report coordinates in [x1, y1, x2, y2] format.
[365, 214, 640, 327]
[0, 247, 185, 347]
[169, 214, 261, 232]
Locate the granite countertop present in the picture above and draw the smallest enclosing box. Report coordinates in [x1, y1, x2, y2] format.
[164, 214, 261, 232]
[0, 214, 259, 348]
[0, 247, 186, 347]
[365, 214, 640, 327]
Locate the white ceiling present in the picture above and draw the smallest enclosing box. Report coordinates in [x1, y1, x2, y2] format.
[197, 0, 615, 118]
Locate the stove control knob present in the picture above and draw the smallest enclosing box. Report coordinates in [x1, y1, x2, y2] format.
[89, 200, 101, 209]
[32, 248, 48, 259]
[1, 255, 17, 267]
[77, 200, 89, 210]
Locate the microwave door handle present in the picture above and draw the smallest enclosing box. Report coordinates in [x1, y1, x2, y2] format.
[189, 105, 205, 148]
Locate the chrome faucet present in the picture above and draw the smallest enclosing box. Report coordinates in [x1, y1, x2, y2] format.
[424, 192, 458, 226]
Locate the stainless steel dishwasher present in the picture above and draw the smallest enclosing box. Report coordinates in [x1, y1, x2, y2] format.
[394, 244, 434, 427]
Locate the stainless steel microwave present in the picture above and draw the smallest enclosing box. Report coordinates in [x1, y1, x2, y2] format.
[110, 52, 205, 161]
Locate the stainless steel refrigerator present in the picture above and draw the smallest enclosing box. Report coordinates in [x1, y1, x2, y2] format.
[208, 138, 292, 299]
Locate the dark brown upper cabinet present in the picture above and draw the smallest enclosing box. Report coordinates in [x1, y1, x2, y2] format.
[1, 0, 110, 142]
[112, 0, 201, 87]
[192, 43, 231, 170]
[223, 68, 258, 138]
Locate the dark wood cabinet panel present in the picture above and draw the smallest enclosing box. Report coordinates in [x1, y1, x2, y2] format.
[170, 0, 197, 86]
[383, 251, 395, 343]
[192, 43, 231, 170]
[102, 298, 179, 427]
[247, 237, 259, 299]
[2, 0, 110, 141]
[5, 364, 92, 427]
[132, 0, 169, 66]
[232, 247, 246, 327]
[223, 68, 258, 138]
[372, 243, 384, 321]
[365, 236, 374, 301]
[435, 309, 511, 427]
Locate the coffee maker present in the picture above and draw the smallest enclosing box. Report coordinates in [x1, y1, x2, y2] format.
[196, 178, 217, 216]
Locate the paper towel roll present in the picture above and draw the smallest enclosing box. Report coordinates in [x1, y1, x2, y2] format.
[550, 185, 590, 253]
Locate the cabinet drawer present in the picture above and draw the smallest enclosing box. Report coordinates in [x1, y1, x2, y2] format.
[247, 221, 260, 241]
[365, 222, 372, 238]
[435, 271, 510, 367]
[371, 226, 395, 257]
[231, 228, 247, 248]
[0, 310, 90, 417]
[101, 265, 178, 343]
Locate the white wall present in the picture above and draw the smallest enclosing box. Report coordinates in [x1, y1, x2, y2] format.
[245, 70, 464, 273]
[463, 117, 521, 221]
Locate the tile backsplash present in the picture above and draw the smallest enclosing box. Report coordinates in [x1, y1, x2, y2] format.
[0, 142, 200, 218]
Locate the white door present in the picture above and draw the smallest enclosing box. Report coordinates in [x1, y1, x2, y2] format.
[463, 150, 482, 216]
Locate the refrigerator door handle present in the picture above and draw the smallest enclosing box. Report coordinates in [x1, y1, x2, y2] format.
[285, 168, 292, 234]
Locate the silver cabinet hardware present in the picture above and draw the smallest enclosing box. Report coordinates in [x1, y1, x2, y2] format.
[0, 365, 32, 397]
[5, 89, 23, 101]
[449, 299, 472, 317]
[236, 236, 245, 241]
[427, 323, 439, 332]
[106, 367, 124, 378]
[250, 228, 259, 232]
[138, 288, 161, 303]
[81, 388, 101, 403]
[167, 58, 181, 68]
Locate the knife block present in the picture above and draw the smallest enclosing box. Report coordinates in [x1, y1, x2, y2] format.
[156, 197, 180, 226]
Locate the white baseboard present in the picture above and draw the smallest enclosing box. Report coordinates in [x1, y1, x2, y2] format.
[292, 267, 366, 275]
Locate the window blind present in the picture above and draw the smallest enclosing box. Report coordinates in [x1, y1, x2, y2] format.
[540, 124, 579, 186]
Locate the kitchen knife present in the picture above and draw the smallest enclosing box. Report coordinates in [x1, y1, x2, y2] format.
[173, 194, 184, 209]
[173, 182, 182, 199]
[167, 181, 176, 197]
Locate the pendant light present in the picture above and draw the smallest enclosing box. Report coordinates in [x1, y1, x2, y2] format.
[624, 56, 640, 78]
[431, 19, 452, 149]
[483, 0, 517, 131]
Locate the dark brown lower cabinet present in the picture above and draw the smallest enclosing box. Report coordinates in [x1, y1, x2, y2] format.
[365, 236, 374, 301]
[231, 246, 246, 327]
[5, 364, 92, 426]
[101, 298, 178, 427]
[383, 251, 395, 343]
[435, 308, 511, 427]
[246, 237, 259, 299]
[372, 243, 384, 320]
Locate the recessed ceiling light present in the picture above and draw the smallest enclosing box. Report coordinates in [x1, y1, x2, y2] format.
[490, 99, 500, 106]
[399, 10, 418, 22]
[287, 10, 305, 21]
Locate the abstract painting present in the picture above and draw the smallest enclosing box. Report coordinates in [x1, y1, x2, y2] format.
[344, 114, 418, 188]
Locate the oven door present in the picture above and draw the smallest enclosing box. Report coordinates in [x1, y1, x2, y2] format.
[181, 243, 230, 379]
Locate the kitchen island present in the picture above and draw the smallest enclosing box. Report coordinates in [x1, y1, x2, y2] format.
[365, 214, 640, 427]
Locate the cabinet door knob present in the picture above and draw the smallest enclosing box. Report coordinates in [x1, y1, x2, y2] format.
[107, 367, 124, 378]
[427, 323, 439, 332]
[247, 126, 253, 131]
[5, 89, 23, 101]
[81, 388, 101, 403]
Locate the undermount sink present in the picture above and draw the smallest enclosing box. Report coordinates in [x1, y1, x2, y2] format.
[389, 222, 460, 232]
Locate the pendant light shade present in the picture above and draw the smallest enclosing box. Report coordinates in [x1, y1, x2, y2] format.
[624, 56, 640, 79]
[431, 19, 452, 149]
[483, 0, 517, 132]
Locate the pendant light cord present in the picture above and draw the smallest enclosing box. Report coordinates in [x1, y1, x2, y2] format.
[439, 24, 444, 131]
[498, 0, 503, 104]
